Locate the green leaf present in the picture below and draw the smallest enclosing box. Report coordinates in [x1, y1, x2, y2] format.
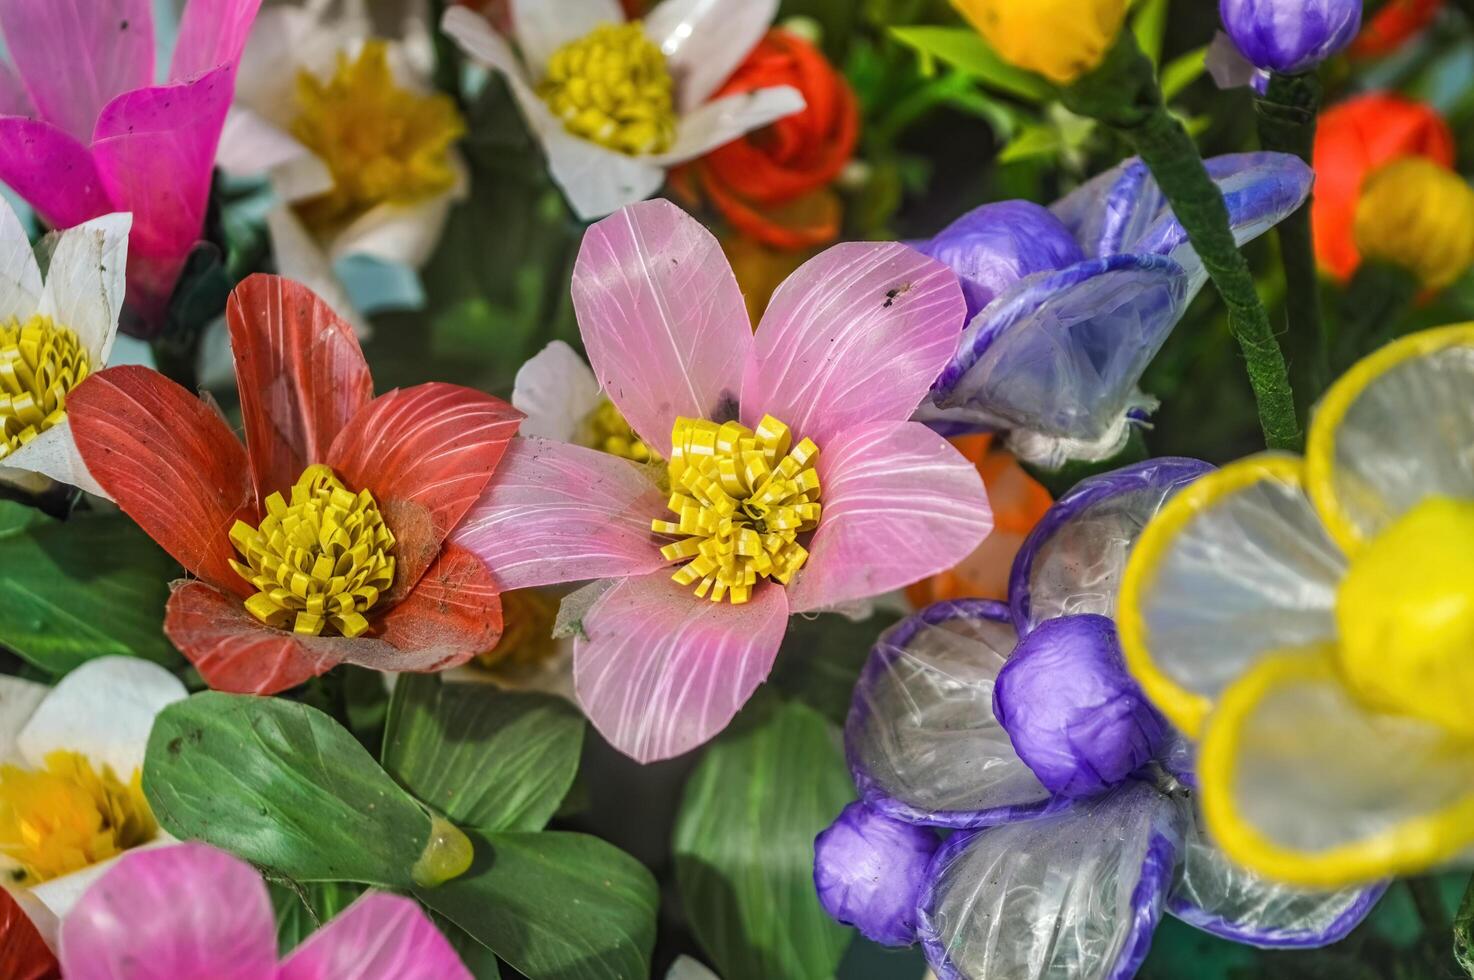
[417, 831, 657, 980]
[0, 502, 179, 675]
[999, 123, 1067, 163]
[673, 699, 855, 980]
[889, 27, 1053, 102]
[1131, 0, 1170, 65]
[433, 914, 504, 980]
[1161, 46, 1208, 102]
[144, 692, 447, 889]
[383, 674, 584, 832]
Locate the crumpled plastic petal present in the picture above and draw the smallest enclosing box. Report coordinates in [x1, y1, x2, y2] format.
[1050, 159, 1162, 260]
[920, 200, 1086, 319]
[813, 801, 940, 947]
[278, 892, 471, 980]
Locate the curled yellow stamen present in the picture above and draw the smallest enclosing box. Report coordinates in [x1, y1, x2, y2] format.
[538, 22, 678, 156]
[0, 315, 90, 462]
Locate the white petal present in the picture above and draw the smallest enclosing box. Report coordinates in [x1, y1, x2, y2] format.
[666, 956, 721, 980]
[232, 7, 314, 122]
[37, 213, 130, 365]
[0, 194, 41, 323]
[0, 420, 107, 497]
[652, 85, 805, 166]
[0, 674, 48, 764]
[511, 340, 603, 443]
[17, 657, 186, 778]
[324, 154, 466, 268]
[264, 206, 369, 338]
[216, 108, 335, 202]
[645, 0, 778, 110]
[510, 0, 624, 81]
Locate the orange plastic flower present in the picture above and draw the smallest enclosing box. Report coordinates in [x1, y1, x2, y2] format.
[906, 435, 1052, 605]
[695, 29, 860, 250]
[1312, 93, 1454, 282]
[1351, 0, 1443, 58]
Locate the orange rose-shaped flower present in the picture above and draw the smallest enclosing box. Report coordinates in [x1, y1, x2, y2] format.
[697, 29, 860, 251]
[1351, 0, 1442, 58]
[1312, 93, 1454, 281]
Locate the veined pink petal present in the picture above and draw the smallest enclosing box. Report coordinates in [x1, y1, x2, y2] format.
[279, 892, 471, 980]
[787, 421, 992, 613]
[575, 572, 789, 762]
[740, 242, 965, 449]
[0, 60, 32, 117]
[0, 117, 113, 229]
[169, 0, 262, 82]
[59, 843, 278, 980]
[571, 199, 752, 457]
[0, 0, 154, 143]
[451, 437, 669, 591]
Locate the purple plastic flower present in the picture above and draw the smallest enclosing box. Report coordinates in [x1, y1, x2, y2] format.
[820, 460, 1387, 980]
[1219, 0, 1362, 74]
[813, 801, 940, 947]
[917, 153, 1312, 469]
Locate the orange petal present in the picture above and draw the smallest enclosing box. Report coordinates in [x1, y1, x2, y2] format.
[373, 543, 503, 673]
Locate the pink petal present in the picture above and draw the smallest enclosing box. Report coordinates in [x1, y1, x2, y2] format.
[0, 60, 32, 117]
[571, 199, 752, 457]
[451, 437, 668, 591]
[169, 0, 262, 82]
[226, 274, 374, 502]
[59, 843, 277, 980]
[0, 0, 154, 143]
[0, 117, 113, 229]
[279, 892, 470, 980]
[740, 242, 965, 449]
[787, 421, 992, 613]
[575, 571, 789, 762]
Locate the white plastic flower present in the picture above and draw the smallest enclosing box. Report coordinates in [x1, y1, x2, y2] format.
[441, 0, 805, 220]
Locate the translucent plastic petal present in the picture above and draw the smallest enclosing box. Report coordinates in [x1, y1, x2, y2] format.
[0, 417, 106, 496]
[1049, 159, 1161, 260]
[846, 600, 1056, 828]
[0, 59, 31, 117]
[919, 200, 1085, 319]
[0, 117, 114, 230]
[1306, 325, 1474, 552]
[510, 340, 604, 442]
[38, 212, 131, 365]
[168, 0, 262, 82]
[1119, 455, 1344, 738]
[1010, 457, 1213, 635]
[645, 0, 778, 110]
[0, 193, 41, 323]
[916, 780, 1182, 980]
[812, 800, 940, 947]
[279, 892, 470, 980]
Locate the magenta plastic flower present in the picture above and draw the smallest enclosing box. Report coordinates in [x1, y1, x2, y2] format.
[0, 0, 261, 333]
[453, 199, 993, 762]
[58, 842, 469, 979]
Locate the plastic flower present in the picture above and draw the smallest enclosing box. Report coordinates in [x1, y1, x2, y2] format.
[1219, 0, 1361, 74]
[1312, 93, 1454, 281]
[440, 0, 805, 220]
[1351, 0, 1443, 58]
[817, 461, 1383, 977]
[453, 199, 992, 762]
[688, 28, 859, 250]
[1353, 157, 1474, 291]
[916, 153, 1312, 467]
[0, 658, 184, 928]
[511, 339, 658, 465]
[1120, 323, 1474, 888]
[951, 0, 1128, 85]
[57, 842, 469, 978]
[216, 4, 467, 328]
[0, 197, 129, 497]
[0, 0, 261, 333]
[66, 275, 522, 696]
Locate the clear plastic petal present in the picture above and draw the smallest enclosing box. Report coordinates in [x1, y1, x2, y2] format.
[1049, 159, 1161, 260]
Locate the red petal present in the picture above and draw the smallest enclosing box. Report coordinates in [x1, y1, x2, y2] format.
[371, 543, 502, 672]
[70, 366, 256, 597]
[0, 889, 59, 980]
[226, 274, 375, 502]
[328, 383, 522, 601]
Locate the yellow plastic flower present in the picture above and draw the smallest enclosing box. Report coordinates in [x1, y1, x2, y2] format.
[951, 0, 1128, 84]
[1354, 158, 1474, 291]
[1118, 323, 1474, 888]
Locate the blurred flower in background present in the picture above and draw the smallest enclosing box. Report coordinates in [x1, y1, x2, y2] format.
[1353, 157, 1474, 291]
[1351, 0, 1445, 58]
[950, 0, 1128, 84]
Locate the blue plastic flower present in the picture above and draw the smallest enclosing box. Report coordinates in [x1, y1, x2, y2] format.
[1219, 0, 1362, 74]
[917, 153, 1311, 468]
[814, 460, 1385, 979]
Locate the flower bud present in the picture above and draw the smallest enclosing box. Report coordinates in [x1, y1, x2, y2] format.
[814, 802, 939, 947]
[1354, 157, 1474, 290]
[951, 0, 1127, 85]
[1219, 0, 1362, 74]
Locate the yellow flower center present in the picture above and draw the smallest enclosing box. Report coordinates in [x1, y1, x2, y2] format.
[581, 397, 655, 463]
[475, 588, 561, 672]
[652, 415, 821, 604]
[229, 464, 396, 638]
[1336, 497, 1474, 737]
[0, 315, 90, 463]
[291, 40, 466, 235]
[0, 751, 156, 885]
[537, 22, 677, 156]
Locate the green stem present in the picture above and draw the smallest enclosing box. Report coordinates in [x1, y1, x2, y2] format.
[1455, 873, 1474, 976]
[1334, 260, 1419, 369]
[1062, 35, 1302, 451]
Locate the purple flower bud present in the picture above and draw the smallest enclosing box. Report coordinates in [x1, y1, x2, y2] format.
[993, 614, 1168, 799]
[814, 802, 940, 947]
[1219, 0, 1362, 74]
[918, 201, 1084, 320]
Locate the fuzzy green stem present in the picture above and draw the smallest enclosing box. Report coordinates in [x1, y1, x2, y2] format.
[1455, 873, 1474, 976]
[1062, 34, 1302, 451]
[1334, 259, 1419, 369]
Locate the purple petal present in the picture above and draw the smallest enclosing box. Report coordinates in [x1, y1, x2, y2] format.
[917, 201, 1083, 319]
[0, 117, 113, 229]
[1219, 0, 1362, 73]
[1050, 160, 1162, 261]
[1008, 457, 1214, 635]
[58, 843, 277, 980]
[279, 892, 471, 980]
[813, 801, 940, 947]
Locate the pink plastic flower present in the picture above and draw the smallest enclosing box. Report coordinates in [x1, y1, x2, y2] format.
[58, 842, 469, 979]
[0, 0, 262, 333]
[453, 199, 994, 763]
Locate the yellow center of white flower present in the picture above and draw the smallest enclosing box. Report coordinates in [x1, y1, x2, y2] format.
[537, 22, 678, 156]
[0, 751, 156, 885]
[229, 465, 396, 638]
[0, 315, 90, 463]
[652, 415, 821, 604]
[291, 40, 466, 234]
[1336, 497, 1474, 737]
[581, 397, 655, 463]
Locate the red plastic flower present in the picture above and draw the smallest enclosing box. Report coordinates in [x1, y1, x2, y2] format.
[1351, 0, 1443, 58]
[695, 28, 860, 250]
[1312, 93, 1454, 281]
[68, 275, 522, 695]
